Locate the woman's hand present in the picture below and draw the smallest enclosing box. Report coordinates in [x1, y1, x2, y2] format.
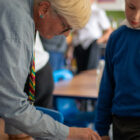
[66, 127, 101, 140]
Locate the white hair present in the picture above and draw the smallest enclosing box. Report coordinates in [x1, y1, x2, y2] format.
[35, 0, 91, 29]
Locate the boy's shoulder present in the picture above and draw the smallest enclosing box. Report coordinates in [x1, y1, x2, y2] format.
[111, 25, 127, 37]
[111, 25, 140, 40]
[107, 26, 128, 51]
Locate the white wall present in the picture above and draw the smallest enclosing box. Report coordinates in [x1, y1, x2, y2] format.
[96, 0, 125, 11]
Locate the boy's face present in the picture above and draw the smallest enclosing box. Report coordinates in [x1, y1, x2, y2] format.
[125, 0, 140, 28]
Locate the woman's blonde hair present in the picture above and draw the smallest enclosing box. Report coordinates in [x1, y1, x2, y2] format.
[36, 0, 91, 29]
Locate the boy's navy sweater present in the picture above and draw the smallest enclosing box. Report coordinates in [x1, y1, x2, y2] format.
[95, 25, 140, 136]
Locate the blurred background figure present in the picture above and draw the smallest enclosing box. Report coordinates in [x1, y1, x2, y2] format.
[40, 35, 68, 71]
[35, 32, 54, 109]
[69, 0, 113, 74]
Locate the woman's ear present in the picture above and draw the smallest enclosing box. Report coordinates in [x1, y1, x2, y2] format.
[38, 1, 51, 18]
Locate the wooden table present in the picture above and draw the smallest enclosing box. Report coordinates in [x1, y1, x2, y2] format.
[53, 69, 99, 100]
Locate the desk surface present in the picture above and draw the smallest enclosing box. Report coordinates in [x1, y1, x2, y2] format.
[53, 69, 99, 100]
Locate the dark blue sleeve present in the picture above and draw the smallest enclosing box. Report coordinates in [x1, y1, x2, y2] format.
[95, 34, 115, 136]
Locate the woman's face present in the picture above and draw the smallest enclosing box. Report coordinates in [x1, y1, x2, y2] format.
[125, 0, 140, 28]
[34, 2, 71, 39]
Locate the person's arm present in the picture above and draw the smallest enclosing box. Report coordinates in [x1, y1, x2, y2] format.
[66, 43, 74, 61]
[97, 7, 113, 44]
[65, 33, 75, 68]
[97, 27, 113, 44]
[95, 34, 115, 137]
[0, 38, 69, 139]
[0, 38, 101, 140]
[67, 127, 101, 140]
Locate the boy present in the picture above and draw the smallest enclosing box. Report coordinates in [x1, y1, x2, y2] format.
[95, 0, 140, 140]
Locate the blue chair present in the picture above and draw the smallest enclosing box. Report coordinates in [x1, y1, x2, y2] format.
[53, 69, 73, 83]
[55, 98, 95, 127]
[36, 106, 64, 123]
[53, 69, 95, 127]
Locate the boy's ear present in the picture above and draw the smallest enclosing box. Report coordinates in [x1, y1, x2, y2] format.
[38, 1, 51, 18]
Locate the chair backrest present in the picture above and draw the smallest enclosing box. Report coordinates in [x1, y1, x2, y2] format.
[53, 69, 73, 83]
[55, 98, 79, 117]
[36, 106, 64, 123]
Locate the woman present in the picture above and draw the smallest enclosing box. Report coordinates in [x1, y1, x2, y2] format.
[0, 0, 101, 140]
